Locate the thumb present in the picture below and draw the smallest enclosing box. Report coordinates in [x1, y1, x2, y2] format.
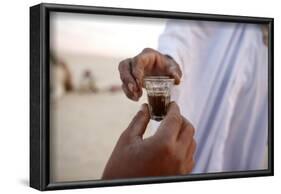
[126, 104, 150, 139]
[156, 102, 182, 140]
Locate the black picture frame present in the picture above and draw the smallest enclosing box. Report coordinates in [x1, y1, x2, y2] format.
[30, 3, 274, 191]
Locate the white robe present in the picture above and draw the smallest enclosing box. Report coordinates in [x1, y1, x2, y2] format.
[157, 20, 268, 173]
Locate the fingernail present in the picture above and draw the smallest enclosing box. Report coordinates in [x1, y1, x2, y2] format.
[128, 83, 134, 93]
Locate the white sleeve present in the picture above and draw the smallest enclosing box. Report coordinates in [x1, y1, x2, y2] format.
[158, 20, 193, 103]
[158, 20, 191, 72]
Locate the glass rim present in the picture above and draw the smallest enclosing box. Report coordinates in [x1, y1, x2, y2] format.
[144, 76, 175, 82]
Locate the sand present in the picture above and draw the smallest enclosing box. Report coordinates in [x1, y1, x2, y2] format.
[50, 90, 155, 182]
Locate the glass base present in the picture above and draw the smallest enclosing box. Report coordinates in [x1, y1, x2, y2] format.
[151, 115, 164, 121]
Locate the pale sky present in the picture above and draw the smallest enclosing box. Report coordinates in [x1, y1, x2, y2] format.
[50, 12, 167, 58]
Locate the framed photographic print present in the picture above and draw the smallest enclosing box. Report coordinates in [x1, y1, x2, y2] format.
[30, 3, 274, 191]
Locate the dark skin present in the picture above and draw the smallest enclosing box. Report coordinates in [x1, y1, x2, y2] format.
[102, 48, 195, 179]
[102, 103, 196, 179]
[118, 48, 182, 101]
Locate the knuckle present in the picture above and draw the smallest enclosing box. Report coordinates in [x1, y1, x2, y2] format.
[142, 47, 155, 53]
[118, 60, 127, 71]
[118, 58, 131, 71]
[168, 114, 182, 124]
[120, 74, 131, 83]
[134, 52, 150, 65]
[190, 125, 195, 137]
[169, 102, 180, 111]
[133, 55, 142, 64]
[185, 122, 195, 137]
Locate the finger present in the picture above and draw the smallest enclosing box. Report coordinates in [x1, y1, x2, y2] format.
[155, 102, 182, 140]
[131, 55, 146, 90]
[165, 59, 182, 85]
[118, 59, 139, 99]
[176, 117, 195, 158]
[122, 84, 138, 101]
[177, 116, 195, 143]
[132, 48, 161, 89]
[126, 104, 150, 139]
[185, 139, 196, 162]
[184, 158, 195, 173]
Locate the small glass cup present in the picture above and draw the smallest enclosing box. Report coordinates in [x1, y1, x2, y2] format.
[144, 76, 174, 121]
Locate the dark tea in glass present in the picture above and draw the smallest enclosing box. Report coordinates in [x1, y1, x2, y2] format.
[144, 76, 174, 121]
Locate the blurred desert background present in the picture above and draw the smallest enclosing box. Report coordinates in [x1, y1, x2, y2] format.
[49, 12, 166, 182]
